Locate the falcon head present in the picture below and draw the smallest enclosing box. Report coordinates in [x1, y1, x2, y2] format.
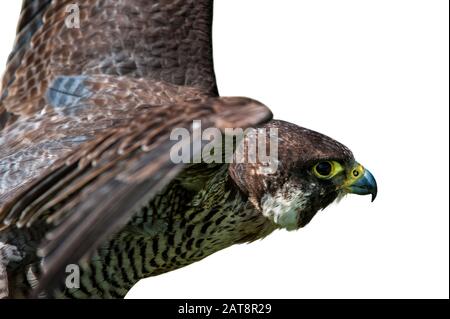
[229, 120, 377, 230]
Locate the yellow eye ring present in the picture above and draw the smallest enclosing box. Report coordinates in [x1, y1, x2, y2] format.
[313, 161, 344, 179]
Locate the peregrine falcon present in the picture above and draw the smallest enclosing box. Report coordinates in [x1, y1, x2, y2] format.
[0, 0, 377, 298]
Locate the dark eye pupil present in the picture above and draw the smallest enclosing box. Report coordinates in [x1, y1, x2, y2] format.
[316, 162, 332, 176]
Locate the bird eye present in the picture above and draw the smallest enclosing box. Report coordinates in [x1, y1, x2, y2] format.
[313, 161, 344, 179]
[315, 162, 332, 176]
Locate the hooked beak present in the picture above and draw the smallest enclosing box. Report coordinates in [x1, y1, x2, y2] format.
[345, 166, 378, 202]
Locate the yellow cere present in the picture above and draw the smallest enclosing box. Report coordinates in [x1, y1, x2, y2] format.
[344, 164, 365, 187]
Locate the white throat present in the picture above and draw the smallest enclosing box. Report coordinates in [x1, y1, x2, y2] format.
[261, 182, 313, 231]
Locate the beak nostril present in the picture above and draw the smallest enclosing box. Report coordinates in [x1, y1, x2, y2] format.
[346, 167, 378, 202]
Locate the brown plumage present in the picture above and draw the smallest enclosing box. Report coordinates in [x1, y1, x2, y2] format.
[0, 0, 376, 298]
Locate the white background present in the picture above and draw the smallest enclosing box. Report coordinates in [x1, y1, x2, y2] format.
[0, 1, 448, 299]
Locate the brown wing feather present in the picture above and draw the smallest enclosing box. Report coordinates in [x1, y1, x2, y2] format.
[0, 74, 208, 205]
[1, 95, 272, 227]
[1, 0, 52, 96]
[0, 0, 52, 129]
[2, 0, 217, 118]
[0, 95, 272, 296]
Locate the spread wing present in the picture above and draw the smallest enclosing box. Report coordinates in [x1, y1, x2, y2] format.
[0, 0, 273, 296]
[2, 0, 217, 128]
[1, 0, 219, 203]
[1, 0, 217, 115]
